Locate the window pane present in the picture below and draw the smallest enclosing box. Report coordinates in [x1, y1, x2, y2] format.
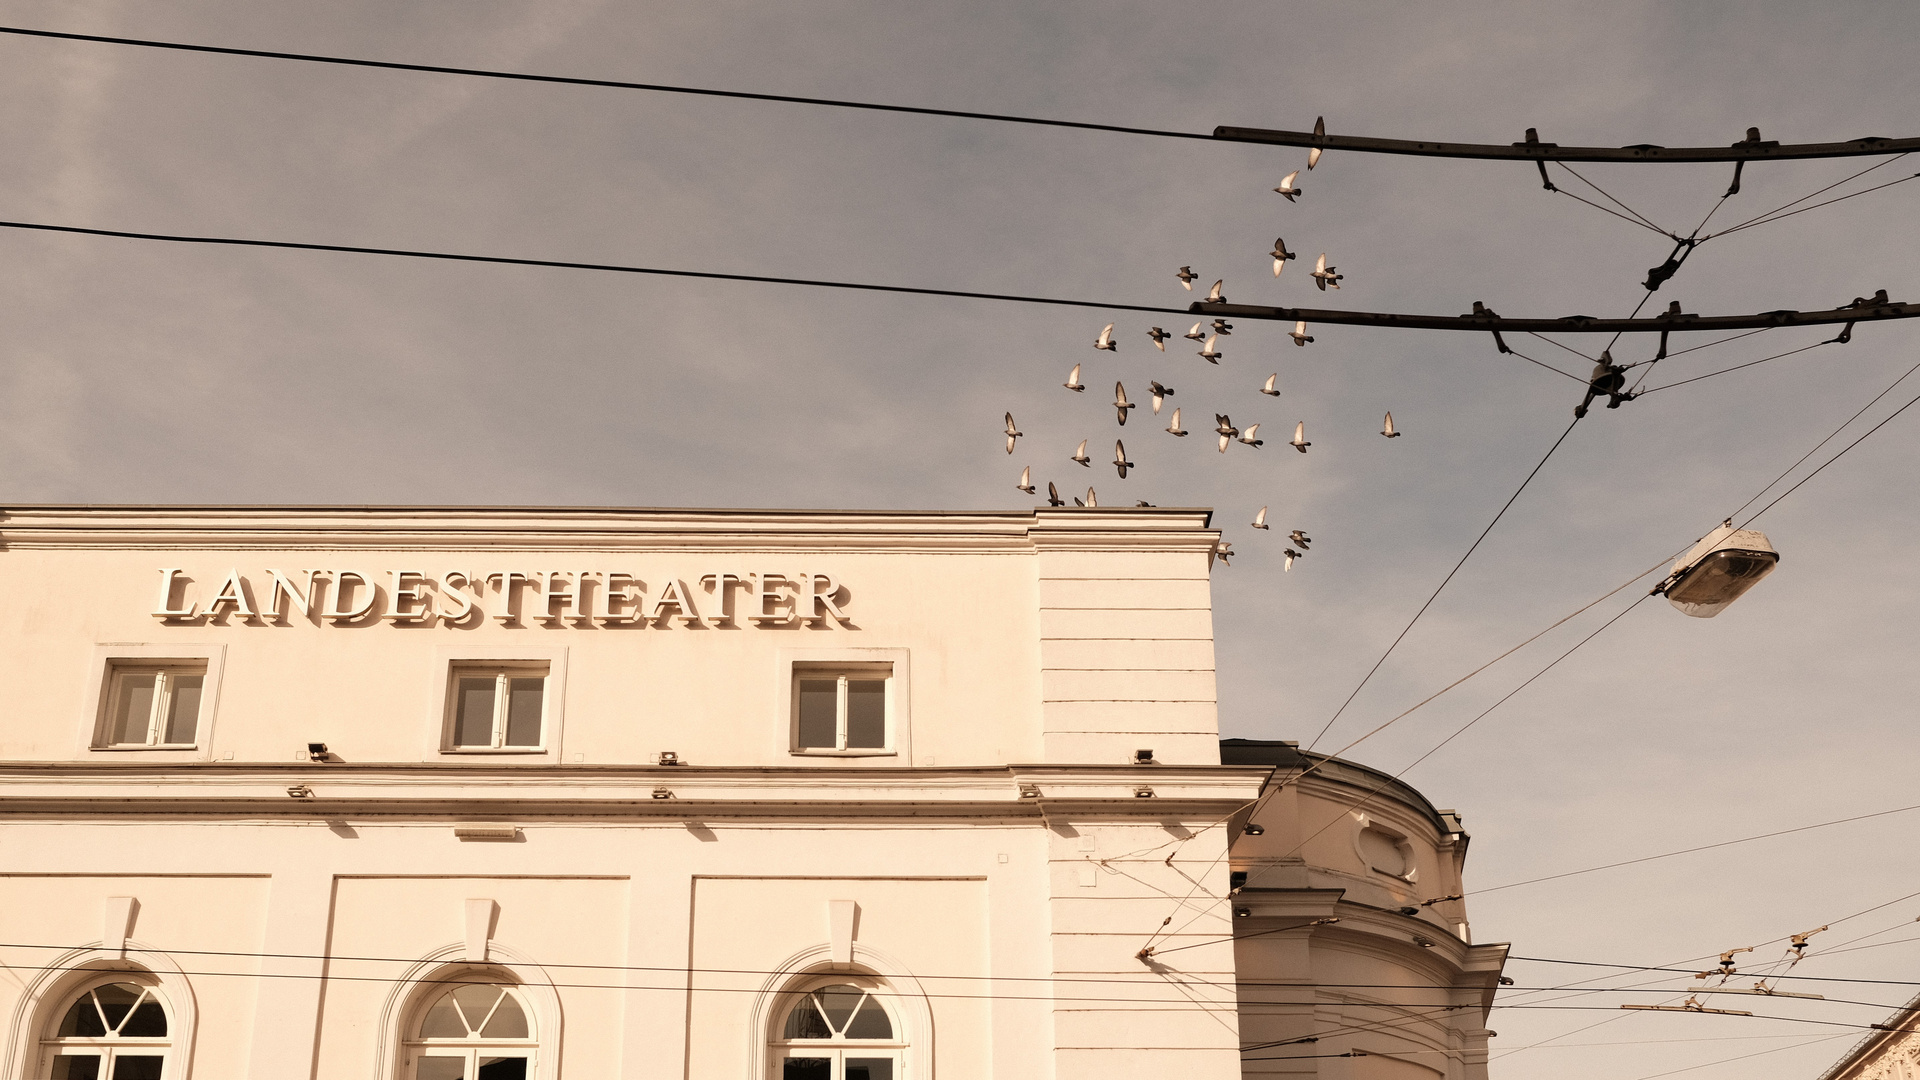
[110, 1056, 165, 1080]
[453, 678, 497, 747]
[57, 995, 107, 1037]
[844, 997, 893, 1039]
[845, 680, 887, 748]
[816, 985, 864, 1032]
[797, 680, 838, 749]
[476, 1057, 528, 1080]
[418, 992, 467, 1038]
[847, 1059, 895, 1080]
[162, 675, 203, 744]
[121, 999, 168, 1037]
[449, 985, 500, 1033]
[480, 992, 529, 1038]
[504, 679, 544, 747]
[109, 674, 157, 745]
[416, 1057, 466, 1080]
[50, 1055, 102, 1080]
[782, 998, 832, 1040]
[782, 1059, 831, 1080]
[94, 984, 141, 1029]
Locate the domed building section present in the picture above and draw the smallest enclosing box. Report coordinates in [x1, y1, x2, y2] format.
[1222, 739, 1510, 1079]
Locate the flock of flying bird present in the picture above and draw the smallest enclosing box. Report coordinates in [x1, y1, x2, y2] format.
[1000, 120, 1403, 572]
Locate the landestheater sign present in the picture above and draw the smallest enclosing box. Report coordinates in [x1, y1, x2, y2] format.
[152, 567, 852, 627]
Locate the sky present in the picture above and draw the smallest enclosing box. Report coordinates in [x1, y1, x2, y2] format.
[2, 2, 1918, 1076]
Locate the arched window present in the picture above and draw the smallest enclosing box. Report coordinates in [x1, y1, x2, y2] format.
[402, 979, 537, 1079]
[37, 977, 171, 1079]
[769, 981, 905, 1080]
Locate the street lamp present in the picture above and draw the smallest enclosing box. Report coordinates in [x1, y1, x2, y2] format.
[1654, 521, 1779, 618]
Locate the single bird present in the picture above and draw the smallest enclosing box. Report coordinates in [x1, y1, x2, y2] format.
[1238, 423, 1264, 448]
[1211, 318, 1234, 336]
[1260, 373, 1282, 397]
[1206, 279, 1227, 304]
[1047, 481, 1064, 507]
[1176, 266, 1198, 290]
[1198, 334, 1224, 363]
[1147, 326, 1169, 350]
[1252, 506, 1269, 530]
[1185, 322, 1207, 342]
[1382, 412, 1400, 438]
[1093, 323, 1116, 351]
[1283, 548, 1301, 571]
[1064, 363, 1085, 392]
[1149, 381, 1174, 414]
[1290, 321, 1314, 346]
[1017, 466, 1035, 494]
[1274, 170, 1303, 201]
[1289, 530, 1311, 548]
[1113, 382, 1135, 425]
[1071, 439, 1091, 467]
[1215, 540, 1234, 565]
[1307, 116, 1325, 170]
[1004, 412, 1023, 454]
[1271, 237, 1296, 277]
[1214, 414, 1238, 453]
[1290, 422, 1311, 453]
[1166, 408, 1188, 437]
[1113, 440, 1133, 478]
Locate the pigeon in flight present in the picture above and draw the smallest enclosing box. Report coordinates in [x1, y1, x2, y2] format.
[1206, 279, 1227, 304]
[1093, 323, 1117, 351]
[1283, 548, 1302, 571]
[1004, 412, 1023, 454]
[1252, 506, 1269, 530]
[1147, 326, 1170, 350]
[1271, 237, 1296, 277]
[1382, 412, 1401, 438]
[1072, 439, 1091, 467]
[1149, 381, 1174, 414]
[1047, 481, 1065, 507]
[1064, 363, 1085, 392]
[1214, 414, 1238, 453]
[1215, 540, 1234, 566]
[1017, 466, 1035, 494]
[1081, 488, 1099, 508]
[1113, 382, 1136, 425]
[1198, 334, 1224, 363]
[1238, 424, 1263, 448]
[1176, 266, 1198, 290]
[1289, 530, 1311, 548]
[1307, 116, 1325, 170]
[1260, 373, 1282, 397]
[1289, 321, 1314, 346]
[1312, 253, 1342, 291]
[1184, 322, 1207, 342]
[1113, 440, 1133, 478]
[1290, 422, 1311, 453]
[1165, 408, 1188, 437]
[1273, 170, 1303, 201]
[1211, 319, 1234, 336]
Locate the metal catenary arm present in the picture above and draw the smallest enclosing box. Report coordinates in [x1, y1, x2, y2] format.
[1213, 126, 1920, 163]
[1191, 297, 1915, 335]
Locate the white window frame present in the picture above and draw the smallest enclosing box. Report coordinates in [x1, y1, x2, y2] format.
[444, 664, 552, 753]
[36, 973, 174, 1079]
[781, 648, 910, 761]
[429, 647, 568, 764]
[767, 976, 907, 1080]
[79, 644, 226, 761]
[98, 664, 207, 749]
[401, 978, 538, 1079]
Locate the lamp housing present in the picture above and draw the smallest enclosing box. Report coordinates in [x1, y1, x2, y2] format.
[1656, 524, 1779, 618]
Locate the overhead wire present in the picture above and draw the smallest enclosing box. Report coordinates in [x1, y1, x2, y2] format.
[1637, 339, 1832, 394]
[1705, 155, 1915, 239]
[1550, 163, 1675, 237]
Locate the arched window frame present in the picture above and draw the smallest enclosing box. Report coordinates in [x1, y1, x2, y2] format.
[1, 945, 198, 1080]
[399, 972, 538, 1079]
[371, 944, 562, 1080]
[747, 944, 935, 1080]
[36, 972, 173, 1077]
[767, 974, 907, 1079]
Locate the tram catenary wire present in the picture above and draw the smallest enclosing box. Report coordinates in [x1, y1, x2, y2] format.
[3, 25, 1918, 163]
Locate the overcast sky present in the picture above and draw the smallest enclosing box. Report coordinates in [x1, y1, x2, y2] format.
[3, 2, 1918, 1076]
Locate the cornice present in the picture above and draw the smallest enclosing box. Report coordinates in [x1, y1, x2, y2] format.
[0, 505, 1218, 553]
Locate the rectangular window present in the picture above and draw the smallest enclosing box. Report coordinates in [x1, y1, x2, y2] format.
[97, 663, 207, 748]
[446, 665, 548, 751]
[792, 666, 893, 755]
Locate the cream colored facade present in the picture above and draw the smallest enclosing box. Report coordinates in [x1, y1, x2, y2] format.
[1816, 991, 1920, 1080]
[0, 505, 1502, 1080]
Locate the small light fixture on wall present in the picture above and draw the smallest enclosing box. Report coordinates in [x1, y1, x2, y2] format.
[1244, 823, 1266, 835]
[286, 785, 314, 799]
[306, 742, 329, 762]
[1235, 907, 1252, 918]
[1133, 749, 1155, 764]
[1133, 786, 1155, 798]
[651, 788, 674, 800]
[1018, 784, 1042, 799]
[658, 751, 681, 766]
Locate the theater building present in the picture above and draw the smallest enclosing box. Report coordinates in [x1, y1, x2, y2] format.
[0, 505, 1503, 1080]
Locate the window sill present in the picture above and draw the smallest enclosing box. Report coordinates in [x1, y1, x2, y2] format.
[789, 749, 898, 758]
[90, 744, 202, 752]
[439, 747, 549, 755]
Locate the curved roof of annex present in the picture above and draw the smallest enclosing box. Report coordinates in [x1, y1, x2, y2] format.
[1220, 738, 1454, 836]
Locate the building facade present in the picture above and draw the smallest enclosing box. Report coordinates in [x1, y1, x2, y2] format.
[0, 505, 1502, 1080]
